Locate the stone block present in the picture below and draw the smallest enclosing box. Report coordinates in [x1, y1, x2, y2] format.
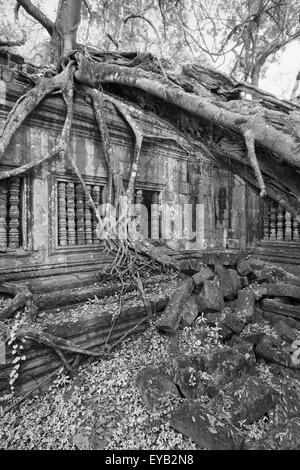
[212, 375, 278, 425]
[218, 269, 241, 300]
[235, 289, 255, 322]
[136, 366, 179, 410]
[274, 320, 297, 344]
[197, 280, 224, 313]
[181, 294, 199, 327]
[170, 400, 242, 450]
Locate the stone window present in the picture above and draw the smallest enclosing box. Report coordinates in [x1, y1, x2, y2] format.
[0, 176, 26, 251]
[57, 179, 104, 247]
[262, 199, 300, 242]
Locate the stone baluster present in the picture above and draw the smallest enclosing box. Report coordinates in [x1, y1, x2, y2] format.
[0, 182, 8, 249]
[293, 219, 300, 242]
[285, 210, 292, 241]
[276, 205, 285, 241]
[58, 181, 67, 246]
[269, 203, 277, 241]
[84, 184, 93, 244]
[92, 185, 100, 243]
[75, 183, 85, 245]
[66, 182, 76, 246]
[263, 202, 270, 240]
[8, 177, 21, 249]
[151, 191, 159, 240]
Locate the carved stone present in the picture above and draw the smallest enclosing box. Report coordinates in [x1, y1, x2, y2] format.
[75, 183, 85, 245]
[8, 177, 21, 249]
[84, 184, 93, 245]
[0, 181, 8, 249]
[66, 182, 76, 246]
[58, 181, 67, 246]
[151, 191, 160, 240]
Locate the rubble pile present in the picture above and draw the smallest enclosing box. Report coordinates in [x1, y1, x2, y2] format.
[136, 255, 300, 450]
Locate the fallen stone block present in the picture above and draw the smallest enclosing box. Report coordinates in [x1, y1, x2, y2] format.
[274, 320, 297, 344]
[192, 342, 255, 376]
[247, 258, 265, 271]
[218, 269, 241, 300]
[218, 324, 235, 342]
[197, 280, 224, 313]
[236, 258, 254, 277]
[251, 417, 300, 450]
[255, 334, 291, 367]
[261, 298, 300, 322]
[136, 366, 179, 410]
[165, 356, 205, 399]
[170, 400, 242, 450]
[192, 267, 214, 292]
[240, 276, 249, 288]
[181, 294, 199, 327]
[205, 312, 221, 326]
[157, 278, 194, 334]
[179, 258, 206, 275]
[213, 375, 278, 425]
[224, 311, 247, 334]
[235, 289, 255, 322]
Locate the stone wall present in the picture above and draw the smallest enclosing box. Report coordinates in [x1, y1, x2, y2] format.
[0, 53, 263, 283]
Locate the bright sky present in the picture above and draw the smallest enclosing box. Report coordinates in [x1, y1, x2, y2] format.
[260, 41, 300, 99]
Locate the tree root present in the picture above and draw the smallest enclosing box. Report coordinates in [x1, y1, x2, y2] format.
[16, 326, 110, 358]
[244, 130, 266, 197]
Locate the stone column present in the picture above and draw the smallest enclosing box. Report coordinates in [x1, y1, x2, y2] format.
[75, 184, 85, 245]
[151, 191, 159, 240]
[8, 177, 21, 249]
[0, 182, 7, 250]
[58, 181, 67, 246]
[66, 182, 76, 245]
[285, 211, 292, 241]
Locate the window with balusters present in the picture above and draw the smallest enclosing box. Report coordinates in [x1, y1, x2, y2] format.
[262, 199, 300, 243]
[0, 177, 26, 251]
[57, 179, 105, 247]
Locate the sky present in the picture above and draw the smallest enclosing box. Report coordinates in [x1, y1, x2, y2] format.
[260, 41, 300, 99]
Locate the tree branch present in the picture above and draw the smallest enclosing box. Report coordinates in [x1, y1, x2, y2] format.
[16, 0, 54, 36]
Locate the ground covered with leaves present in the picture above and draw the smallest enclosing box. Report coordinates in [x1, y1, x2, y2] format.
[1, 307, 299, 450]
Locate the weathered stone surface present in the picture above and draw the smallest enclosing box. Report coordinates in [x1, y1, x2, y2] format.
[166, 356, 205, 399]
[235, 289, 255, 322]
[181, 294, 199, 327]
[136, 366, 179, 410]
[239, 331, 265, 347]
[261, 298, 300, 322]
[240, 276, 249, 288]
[236, 258, 253, 277]
[274, 320, 297, 344]
[170, 400, 242, 450]
[205, 312, 221, 325]
[247, 258, 265, 271]
[202, 250, 240, 268]
[265, 283, 300, 302]
[197, 280, 224, 313]
[179, 258, 206, 275]
[192, 267, 214, 291]
[157, 278, 194, 334]
[213, 375, 278, 425]
[252, 418, 300, 450]
[224, 311, 246, 334]
[218, 324, 234, 342]
[255, 334, 291, 367]
[192, 342, 255, 376]
[218, 269, 241, 300]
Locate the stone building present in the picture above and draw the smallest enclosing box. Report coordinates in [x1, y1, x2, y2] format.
[0, 52, 299, 286]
